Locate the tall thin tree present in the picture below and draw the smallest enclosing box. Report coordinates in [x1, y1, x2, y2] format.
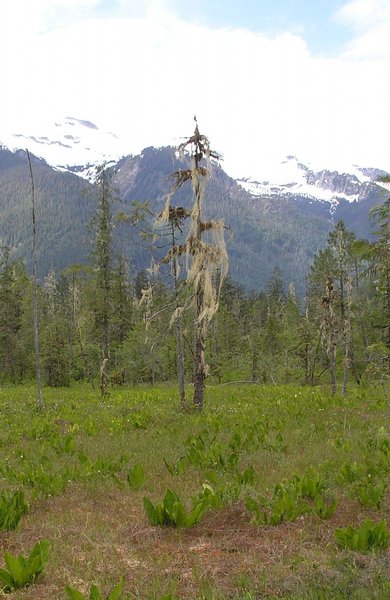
[159, 119, 228, 410]
[321, 274, 337, 395]
[91, 165, 115, 396]
[26, 150, 43, 409]
[168, 206, 189, 410]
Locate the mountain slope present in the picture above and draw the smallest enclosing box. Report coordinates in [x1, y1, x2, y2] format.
[0, 142, 387, 294]
[0, 146, 94, 275]
[112, 147, 337, 291]
[238, 155, 385, 215]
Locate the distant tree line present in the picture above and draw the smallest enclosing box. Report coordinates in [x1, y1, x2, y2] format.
[1, 199, 390, 395]
[1, 132, 390, 400]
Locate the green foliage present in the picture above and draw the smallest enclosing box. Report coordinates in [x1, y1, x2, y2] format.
[236, 464, 255, 486]
[0, 382, 389, 598]
[0, 490, 28, 530]
[269, 484, 311, 525]
[313, 494, 338, 519]
[195, 475, 244, 509]
[356, 479, 386, 509]
[128, 412, 151, 430]
[337, 461, 366, 484]
[291, 466, 325, 499]
[65, 577, 127, 599]
[245, 496, 268, 526]
[127, 464, 145, 490]
[0, 540, 50, 592]
[246, 485, 311, 527]
[195, 483, 224, 510]
[335, 520, 390, 553]
[164, 456, 187, 476]
[165, 426, 263, 478]
[0, 457, 70, 498]
[143, 488, 209, 528]
[246, 466, 336, 525]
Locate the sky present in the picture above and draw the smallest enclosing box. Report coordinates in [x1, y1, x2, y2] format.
[1, 0, 390, 179]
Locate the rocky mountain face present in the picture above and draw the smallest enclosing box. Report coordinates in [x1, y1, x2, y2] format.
[0, 121, 388, 295]
[237, 155, 385, 212]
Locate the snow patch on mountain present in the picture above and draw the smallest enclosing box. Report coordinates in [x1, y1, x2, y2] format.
[237, 155, 373, 210]
[0, 117, 126, 180]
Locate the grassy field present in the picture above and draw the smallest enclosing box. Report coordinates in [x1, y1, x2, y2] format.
[0, 382, 389, 599]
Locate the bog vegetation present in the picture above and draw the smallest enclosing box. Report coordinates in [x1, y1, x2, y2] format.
[0, 384, 389, 598]
[0, 128, 389, 597]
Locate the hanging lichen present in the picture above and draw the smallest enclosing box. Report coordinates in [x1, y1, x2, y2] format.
[157, 118, 228, 410]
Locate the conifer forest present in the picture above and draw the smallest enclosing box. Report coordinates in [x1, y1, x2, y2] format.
[0, 126, 389, 599]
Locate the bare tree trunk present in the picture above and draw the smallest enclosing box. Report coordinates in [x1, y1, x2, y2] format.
[158, 121, 227, 412]
[192, 149, 205, 411]
[170, 222, 186, 410]
[99, 270, 110, 396]
[342, 274, 353, 395]
[27, 150, 43, 410]
[323, 275, 337, 395]
[193, 282, 205, 410]
[175, 315, 186, 408]
[173, 271, 186, 409]
[329, 332, 337, 395]
[308, 331, 322, 385]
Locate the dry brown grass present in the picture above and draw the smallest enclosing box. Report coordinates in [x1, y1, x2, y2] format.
[1, 383, 390, 599]
[1, 482, 389, 599]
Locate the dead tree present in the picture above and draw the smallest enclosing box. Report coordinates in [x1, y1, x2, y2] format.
[321, 274, 337, 395]
[158, 120, 228, 411]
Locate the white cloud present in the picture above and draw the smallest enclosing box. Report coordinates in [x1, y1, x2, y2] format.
[1, 0, 389, 179]
[335, 0, 390, 28]
[334, 0, 390, 59]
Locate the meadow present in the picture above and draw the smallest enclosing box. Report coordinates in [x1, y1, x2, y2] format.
[0, 382, 389, 599]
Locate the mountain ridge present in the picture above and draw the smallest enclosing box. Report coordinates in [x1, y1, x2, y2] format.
[0, 120, 388, 294]
[1, 117, 387, 198]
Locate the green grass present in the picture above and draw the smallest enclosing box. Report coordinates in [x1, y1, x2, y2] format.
[0, 382, 389, 598]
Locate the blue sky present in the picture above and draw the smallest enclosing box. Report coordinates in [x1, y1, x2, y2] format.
[1, 0, 389, 177]
[170, 0, 349, 55]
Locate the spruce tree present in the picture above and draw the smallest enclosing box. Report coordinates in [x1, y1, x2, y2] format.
[91, 166, 115, 396]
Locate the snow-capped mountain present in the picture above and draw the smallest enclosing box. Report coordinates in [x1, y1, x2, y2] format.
[0, 134, 388, 293]
[237, 155, 384, 214]
[0, 117, 126, 180]
[1, 117, 387, 219]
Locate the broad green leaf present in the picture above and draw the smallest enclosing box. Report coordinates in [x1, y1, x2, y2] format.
[186, 500, 207, 527]
[245, 496, 259, 514]
[163, 489, 179, 515]
[28, 540, 50, 575]
[0, 567, 14, 590]
[143, 497, 158, 525]
[127, 464, 145, 490]
[155, 503, 165, 526]
[173, 501, 187, 527]
[176, 456, 187, 475]
[89, 584, 103, 600]
[107, 577, 125, 600]
[4, 553, 27, 586]
[65, 586, 86, 600]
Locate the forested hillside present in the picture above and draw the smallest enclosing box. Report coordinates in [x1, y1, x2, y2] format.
[0, 147, 94, 275]
[1, 135, 390, 600]
[1, 135, 390, 394]
[1, 145, 386, 293]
